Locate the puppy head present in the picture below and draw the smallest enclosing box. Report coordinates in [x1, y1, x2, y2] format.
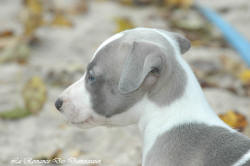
[55, 28, 190, 128]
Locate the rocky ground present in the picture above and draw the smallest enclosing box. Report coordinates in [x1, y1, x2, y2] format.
[0, 0, 250, 166]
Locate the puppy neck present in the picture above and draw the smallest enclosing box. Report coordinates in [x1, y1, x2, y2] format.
[136, 55, 231, 165]
[139, 56, 231, 131]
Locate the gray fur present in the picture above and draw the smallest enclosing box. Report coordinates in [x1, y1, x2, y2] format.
[145, 123, 250, 166]
[157, 29, 191, 54]
[147, 44, 187, 106]
[118, 40, 164, 94]
[85, 28, 187, 117]
[171, 33, 191, 54]
[85, 37, 146, 118]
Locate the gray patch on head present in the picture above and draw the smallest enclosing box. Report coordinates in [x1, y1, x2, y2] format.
[85, 35, 146, 118]
[85, 28, 187, 117]
[145, 123, 250, 166]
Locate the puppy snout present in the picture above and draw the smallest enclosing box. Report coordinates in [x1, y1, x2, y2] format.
[55, 98, 63, 111]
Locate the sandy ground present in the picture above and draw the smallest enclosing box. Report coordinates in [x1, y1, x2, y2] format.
[0, 0, 250, 166]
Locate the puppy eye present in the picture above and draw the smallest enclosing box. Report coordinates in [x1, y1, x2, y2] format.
[88, 74, 96, 82]
[150, 67, 160, 74]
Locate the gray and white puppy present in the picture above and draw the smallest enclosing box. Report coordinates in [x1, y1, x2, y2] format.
[55, 28, 250, 166]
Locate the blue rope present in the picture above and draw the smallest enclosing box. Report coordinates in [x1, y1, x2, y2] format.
[195, 4, 250, 66]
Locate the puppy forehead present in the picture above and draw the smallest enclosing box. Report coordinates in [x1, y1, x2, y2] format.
[88, 28, 175, 74]
[92, 32, 125, 59]
[92, 28, 173, 59]
[88, 35, 129, 75]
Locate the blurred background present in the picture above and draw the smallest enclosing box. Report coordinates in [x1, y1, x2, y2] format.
[0, 0, 250, 166]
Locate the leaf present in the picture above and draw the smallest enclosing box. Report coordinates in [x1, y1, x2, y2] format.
[22, 0, 44, 37]
[34, 149, 62, 164]
[164, 0, 193, 8]
[50, 12, 73, 27]
[114, 17, 134, 33]
[23, 14, 44, 37]
[239, 69, 250, 85]
[0, 107, 31, 119]
[49, 149, 62, 160]
[24, 0, 43, 15]
[119, 0, 134, 6]
[0, 39, 30, 64]
[0, 30, 16, 49]
[118, 0, 155, 6]
[70, 149, 82, 157]
[219, 110, 248, 132]
[219, 55, 245, 76]
[22, 76, 47, 114]
[0, 30, 14, 38]
[0, 37, 17, 50]
[68, 0, 88, 15]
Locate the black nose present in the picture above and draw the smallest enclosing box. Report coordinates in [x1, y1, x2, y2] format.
[55, 98, 63, 111]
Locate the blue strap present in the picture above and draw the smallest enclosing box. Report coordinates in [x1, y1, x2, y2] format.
[195, 4, 250, 66]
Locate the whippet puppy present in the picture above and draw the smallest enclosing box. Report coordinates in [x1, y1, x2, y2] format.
[55, 28, 250, 166]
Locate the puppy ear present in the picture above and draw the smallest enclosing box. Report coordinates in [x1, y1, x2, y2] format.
[156, 29, 191, 54]
[118, 41, 165, 94]
[172, 33, 191, 54]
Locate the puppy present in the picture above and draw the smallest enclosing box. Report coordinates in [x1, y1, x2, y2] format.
[55, 28, 250, 166]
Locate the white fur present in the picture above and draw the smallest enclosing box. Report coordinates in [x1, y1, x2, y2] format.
[59, 75, 91, 123]
[59, 74, 107, 128]
[233, 149, 250, 166]
[134, 74, 232, 166]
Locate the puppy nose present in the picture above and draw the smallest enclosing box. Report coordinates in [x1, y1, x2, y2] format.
[55, 98, 63, 111]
